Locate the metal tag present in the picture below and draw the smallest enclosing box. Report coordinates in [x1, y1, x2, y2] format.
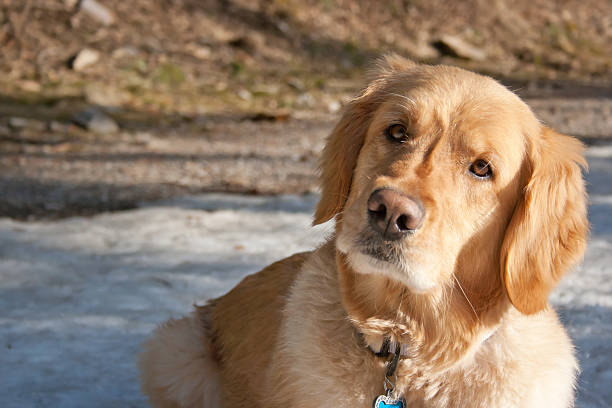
[372, 394, 405, 408]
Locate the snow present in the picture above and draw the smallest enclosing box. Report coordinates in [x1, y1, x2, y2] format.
[1, 144, 611, 408]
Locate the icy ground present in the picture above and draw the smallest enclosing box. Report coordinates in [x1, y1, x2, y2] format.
[1, 143, 611, 408]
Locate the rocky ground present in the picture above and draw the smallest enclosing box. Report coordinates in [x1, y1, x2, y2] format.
[1, 81, 611, 219]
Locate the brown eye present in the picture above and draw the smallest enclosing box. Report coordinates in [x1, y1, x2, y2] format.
[469, 159, 493, 179]
[385, 124, 409, 143]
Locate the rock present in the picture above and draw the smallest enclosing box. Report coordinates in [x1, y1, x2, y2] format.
[84, 84, 126, 107]
[413, 43, 440, 60]
[49, 121, 73, 134]
[131, 131, 153, 146]
[433, 35, 486, 61]
[295, 92, 315, 108]
[8, 117, 46, 131]
[72, 108, 119, 134]
[186, 43, 211, 60]
[70, 48, 101, 71]
[399, 38, 440, 60]
[277, 21, 290, 33]
[8, 117, 29, 129]
[111, 46, 139, 59]
[287, 78, 305, 91]
[17, 80, 41, 93]
[192, 46, 212, 60]
[79, 0, 115, 26]
[326, 100, 341, 113]
[237, 89, 252, 101]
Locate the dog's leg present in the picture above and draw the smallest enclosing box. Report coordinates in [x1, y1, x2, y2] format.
[139, 311, 220, 408]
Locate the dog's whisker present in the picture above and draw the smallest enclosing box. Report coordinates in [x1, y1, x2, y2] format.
[452, 273, 480, 324]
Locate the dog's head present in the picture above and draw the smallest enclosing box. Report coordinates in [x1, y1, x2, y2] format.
[315, 55, 588, 316]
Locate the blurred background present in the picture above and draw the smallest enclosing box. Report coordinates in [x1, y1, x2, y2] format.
[1, 2, 612, 407]
[0, 0, 610, 219]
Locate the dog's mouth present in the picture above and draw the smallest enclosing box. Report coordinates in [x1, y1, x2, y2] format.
[357, 234, 405, 265]
[338, 228, 438, 293]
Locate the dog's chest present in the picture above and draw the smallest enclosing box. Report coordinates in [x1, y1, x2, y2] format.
[334, 339, 507, 408]
[277, 252, 508, 408]
[387, 347, 511, 408]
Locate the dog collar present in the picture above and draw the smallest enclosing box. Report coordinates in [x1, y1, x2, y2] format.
[372, 336, 406, 408]
[364, 334, 410, 359]
[366, 324, 499, 359]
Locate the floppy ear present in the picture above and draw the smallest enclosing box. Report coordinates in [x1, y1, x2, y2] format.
[312, 89, 375, 224]
[313, 54, 416, 225]
[501, 127, 589, 314]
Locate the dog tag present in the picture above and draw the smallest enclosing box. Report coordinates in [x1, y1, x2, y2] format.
[372, 394, 405, 408]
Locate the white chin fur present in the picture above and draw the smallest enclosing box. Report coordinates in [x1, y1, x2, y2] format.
[335, 232, 353, 255]
[337, 235, 436, 294]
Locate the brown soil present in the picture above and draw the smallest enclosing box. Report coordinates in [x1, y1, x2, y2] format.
[0, 0, 610, 219]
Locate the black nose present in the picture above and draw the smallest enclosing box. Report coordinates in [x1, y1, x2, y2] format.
[367, 189, 425, 240]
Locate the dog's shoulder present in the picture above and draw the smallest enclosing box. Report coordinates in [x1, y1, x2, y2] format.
[472, 308, 578, 407]
[502, 308, 576, 370]
[201, 251, 312, 404]
[210, 251, 311, 342]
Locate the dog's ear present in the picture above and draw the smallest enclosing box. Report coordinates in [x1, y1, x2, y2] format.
[312, 93, 373, 225]
[501, 127, 588, 314]
[313, 54, 416, 225]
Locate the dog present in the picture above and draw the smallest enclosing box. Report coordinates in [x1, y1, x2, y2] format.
[139, 55, 588, 408]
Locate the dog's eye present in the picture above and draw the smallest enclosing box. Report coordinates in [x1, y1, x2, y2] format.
[469, 159, 493, 179]
[385, 124, 409, 143]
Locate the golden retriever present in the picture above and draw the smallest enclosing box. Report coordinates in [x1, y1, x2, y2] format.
[139, 55, 588, 408]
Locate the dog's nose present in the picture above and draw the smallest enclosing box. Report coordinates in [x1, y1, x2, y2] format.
[367, 189, 424, 240]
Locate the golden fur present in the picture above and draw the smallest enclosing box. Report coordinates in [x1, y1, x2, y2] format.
[139, 55, 588, 408]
